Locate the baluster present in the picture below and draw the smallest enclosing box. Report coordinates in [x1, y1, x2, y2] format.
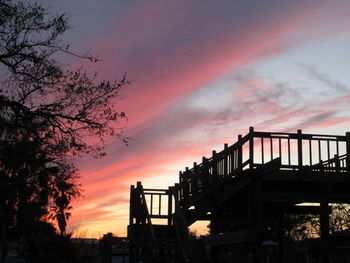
[167, 187, 172, 226]
[288, 138, 291, 166]
[230, 150, 234, 175]
[335, 154, 340, 173]
[238, 135, 243, 171]
[129, 185, 135, 225]
[261, 137, 264, 164]
[318, 140, 321, 163]
[179, 171, 183, 200]
[336, 140, 339, 157]
[184, 167, 189, 200]
[297, 129, 303, 168]
[224, 143, 229, 179]
[346, 132, 350, 174]
[192, 162, 198, 195]
[158, 194, 161, 215]
[279, 138, 282, 160]
[174, 183, 180, 203]
[309, 140, 312, 166]
[270, 137, 273, 162]
[212, 150, 218, 182]
[249, 127, 254, 169]
[327, 140, 330, 162]
[202, 157, 209, 187]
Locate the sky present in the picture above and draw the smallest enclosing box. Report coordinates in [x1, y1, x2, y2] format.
[37, 0, 350, 237]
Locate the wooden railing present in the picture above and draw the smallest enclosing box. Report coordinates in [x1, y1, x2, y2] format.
[253, 129, 350, 169]
[130, 183, 172, 226]
[311, 154, 348, 172]
[176, 133, 250, 205]
[130, 128, 350, 235]
[129, 182, 188, 239]
[129, 182, 156, 238]
[177, 127, 350, 205]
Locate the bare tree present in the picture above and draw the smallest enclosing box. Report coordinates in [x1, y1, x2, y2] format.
[0, 0, 128, 261]
[283, 204, 350, 241]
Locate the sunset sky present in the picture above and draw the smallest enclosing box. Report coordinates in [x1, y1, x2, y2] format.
[39, 0, 350, 237]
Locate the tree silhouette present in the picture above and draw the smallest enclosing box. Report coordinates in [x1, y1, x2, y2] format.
[0, 0, 128, 260]
[283, 204, 350, 241]
[50, 164, 80, 236]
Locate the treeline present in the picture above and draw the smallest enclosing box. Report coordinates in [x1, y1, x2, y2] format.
[0, 0, 127, 262]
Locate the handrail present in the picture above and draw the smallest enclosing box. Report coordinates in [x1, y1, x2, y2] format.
[315, 154, 347, 167]
[185, 132, 250, 173]
[178, 127, 350, 204]
[253, 131, 346, 140]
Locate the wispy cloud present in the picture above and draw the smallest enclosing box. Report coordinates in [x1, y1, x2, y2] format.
[302, 64, 349, 92]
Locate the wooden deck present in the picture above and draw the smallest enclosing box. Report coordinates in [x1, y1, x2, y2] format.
[128, 127, 350, 262]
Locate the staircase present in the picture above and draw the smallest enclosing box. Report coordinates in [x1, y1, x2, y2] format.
[128, 127, 350, 263]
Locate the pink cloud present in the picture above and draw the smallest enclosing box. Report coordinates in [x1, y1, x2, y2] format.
[64, 1, 350, 236]
[83, 1, 347, 128]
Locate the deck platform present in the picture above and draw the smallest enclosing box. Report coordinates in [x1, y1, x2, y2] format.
[128, 127, 350, 262]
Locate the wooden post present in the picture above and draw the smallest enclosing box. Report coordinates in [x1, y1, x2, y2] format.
[168, 188, 172, 226]
[179, 171, 183, 200]
[346, 132, 350, 174]
[193, 162, 198, 195]
[179, 171, 182, 187]
[238, 135, 243, 170]
[174, 183, 180, 202]
[277, 214, 286, 263]
[135, 183, 141, 224]
[184, 167, 189, 200]
[212, 150, 218, 182]
[129, 185, 135, 225]
[320, 202, 330, 262]
[261, 137, 264, 164]
[249, 178, 263, 263]
[249, 127, 254, 169]
[136, 182, 145, 225]
[320, 203, 330, 239]
[202, 157, 209, 187]
[230, 144, 235, 174]
[224, 143, 229, 179]
[255, 179, 263, 263]
[210, 210, 220, 235]
[297, 129, 303, 169]
[170, 186, 188, 240]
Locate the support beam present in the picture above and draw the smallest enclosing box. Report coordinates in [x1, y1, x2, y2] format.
[264, 192, 350, 203]
[252, 179, 263, 263]
[283, 205, 331, 215]
[320, 202, 330, 239]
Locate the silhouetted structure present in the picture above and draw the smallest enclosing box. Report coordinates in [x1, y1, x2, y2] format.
[128, 127, 350, 263]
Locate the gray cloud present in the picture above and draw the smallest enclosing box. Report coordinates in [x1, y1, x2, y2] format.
[302, 64, 349, 92]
